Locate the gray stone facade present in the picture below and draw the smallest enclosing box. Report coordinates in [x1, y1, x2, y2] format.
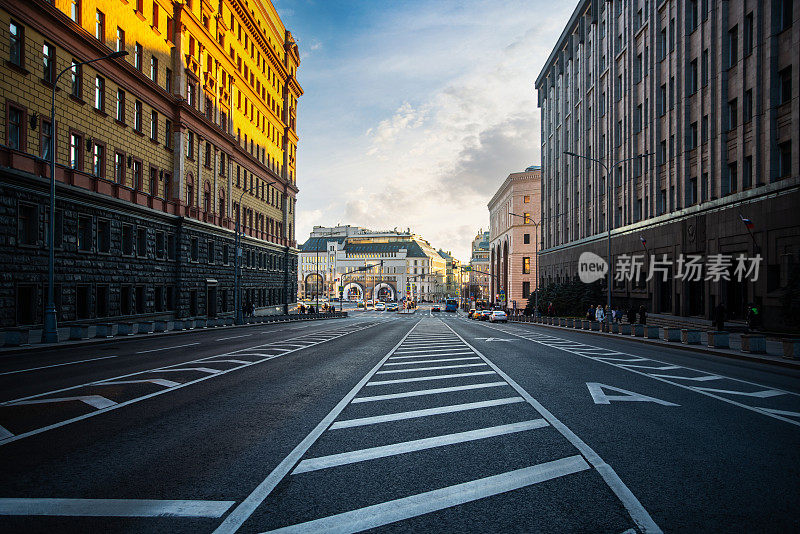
[1, 169, 297, 328]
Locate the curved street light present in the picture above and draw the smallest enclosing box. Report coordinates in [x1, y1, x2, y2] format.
[43, 50, 129, 343]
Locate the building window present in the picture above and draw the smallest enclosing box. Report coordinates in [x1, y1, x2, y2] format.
[155, 231, 165, 258]
[132, 160, 142, 190]
[116, 89, 125, 123]
[71, 60, 82, 98]
[122, 224, 134, 256]
[728, 163, 738, 194]
[120, 285, 132, 315]
[114, 151, 125, 184]
[41, 119, 53, 160]
[165, 68, 172, 92]
[689, 59, 698, 95]
[702, 49, 709, 86]
[136, 227, 147, 257]
[187, 81, 196, 107]
[97, 219, 110, 253]
[149, 167, 157, 195]
[688, 121, 698, 149]
[70, 0, 81, 23]
[43, 43, 55, 83]
[69, 132, 82, 169]
[187, 131, 194, 159]
[95, 9, 105, 41]
[78, 215, 93, 251]
[779, 0, 793, 32]
[18, 202, 38, 246]
[728, 25, 738, 68]
[150, 56, 158, 83]
[744, 156, 753, 189]
[744, 89, 753, 122]
[135, 286, 145, 314]
[9, 21, 23, 67]
[744, 12, 753, 56]
[523, 195, 530, 203]
[7, 106, 23, 150]
[94, 76, 105, 111]
[96, 285, 109, 317]
[152, 2, 159, 28]
[165, 119, 172, 148]
[779, 67, 792, 105]
[779, 141, 792, 178]
[208, 240, 215, 264]
[522, 257, 530, 274]
[728, 99, 738, 130]
[190, 237, 199, 262]
[134, 43, 142, 71]
[150, 111, 158, 141]
[702, 114, 709, 143]
[523, 233, 530, 244]
[167, 234, 176, 260]
[92, 142, 104, 177]
[134, 100, 142, 131]
[116, 27, 125, 52]
[204, 141, 212, 167]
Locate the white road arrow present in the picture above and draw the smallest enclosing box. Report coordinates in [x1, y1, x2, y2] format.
[586, 383, 679, 406]
[474, 337, 514, 342]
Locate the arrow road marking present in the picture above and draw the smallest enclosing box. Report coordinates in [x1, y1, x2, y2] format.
[7, 395, 116, 410]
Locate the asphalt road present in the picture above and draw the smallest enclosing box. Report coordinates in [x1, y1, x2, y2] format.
[1, 308, 798, 533]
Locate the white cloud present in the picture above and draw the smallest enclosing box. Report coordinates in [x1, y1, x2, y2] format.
[295, 1, 574, 261]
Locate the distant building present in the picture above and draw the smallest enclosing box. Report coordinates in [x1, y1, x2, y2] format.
[469, 230, 490, 300]
[535, 0, 798, 327]
[298, 226, 447, 302]
[437, 250, 462, 298]
[488, 167, 542, 309]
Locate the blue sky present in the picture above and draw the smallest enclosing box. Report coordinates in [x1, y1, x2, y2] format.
[273, 0, 575, 260]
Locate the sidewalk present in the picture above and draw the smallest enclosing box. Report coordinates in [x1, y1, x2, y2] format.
[0, 312, 347, 356]
[510, 317, 800, 370]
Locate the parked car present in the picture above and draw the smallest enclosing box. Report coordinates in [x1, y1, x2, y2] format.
[374, 302, 386, 311]
[489, 310, 508, 323]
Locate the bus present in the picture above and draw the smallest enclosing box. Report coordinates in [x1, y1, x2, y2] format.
[444, 299, 458, 312]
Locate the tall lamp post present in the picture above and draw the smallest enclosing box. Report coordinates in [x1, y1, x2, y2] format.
[508, 212, 540, 316]
[43, 50, 128, 343]
[234, 181, 274, 324]
[563, 151, 652, 313]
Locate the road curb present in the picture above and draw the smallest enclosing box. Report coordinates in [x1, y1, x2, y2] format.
[0, 315, 348, 357]
[510, 321, 800, 370]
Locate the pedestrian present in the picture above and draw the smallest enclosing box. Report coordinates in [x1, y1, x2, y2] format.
[586, 306, 593, 321]
[595, 304, 605, 322]
[547, 302, 554, 317]
[714, 302, 726, 331]
[746, 303, 759, 331]
[611, 306, 619, 323]
[627, 307, 637, 324]
[638, 305, 647, 325]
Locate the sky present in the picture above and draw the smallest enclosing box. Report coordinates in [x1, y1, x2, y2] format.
[272, 0, 576, 261]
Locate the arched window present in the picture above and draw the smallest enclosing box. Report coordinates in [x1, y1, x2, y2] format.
[218, 188, 226, 218]
[203, 181, 211, 213]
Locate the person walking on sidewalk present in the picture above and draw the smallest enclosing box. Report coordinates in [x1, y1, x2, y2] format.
[638, 305, 647, 325]
[595, 304, 605, 323]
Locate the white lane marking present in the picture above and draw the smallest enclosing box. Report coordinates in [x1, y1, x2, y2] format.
[367, 370, 496, 386]
[393, 347, 468, 355]
[8, 395, 116, 410]
[757, 408, 800, 418]
[0, 355, 120, 376]
[693, 387, 786, 398]
[649, 374, 723, 382]
[474, 337, 514, 342]
[0, 322, 382, 447]
[292, 419, 549, 475]
[617, 364, 683, 371]
[135, 342, 200, 354]
[204, 359, 255, 365]
[353, 382, 510, 403]
[211, 319, 423, 534]
[441, 321, 663, 534]
[330, 397, 525, 429]
[384, 357, 482, 366]
[216, 334, 253, 341]
[594, 357, 650, 363]
[152, 367, 220, 374]
[389, 352, 475, 360]
[481, 322, 800, 428]
[0, 425, 13, 439]
[586, 383, 679, 406]
[95, 379, 180, 388]
[375, 363, 488, 375]
[0, 498, 235, 518]
[265, 455, 590, 534]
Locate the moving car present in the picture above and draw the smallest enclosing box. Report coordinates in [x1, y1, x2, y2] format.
[431, 305, 441, 312]
[478, 310, 492, 321]
[374, 302, 386, 311]
[489, 310, 508, 323]
[386, 303, 399, 312]
[468, 309, 477, 318]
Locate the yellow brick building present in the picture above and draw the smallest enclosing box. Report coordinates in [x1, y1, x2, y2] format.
[0, 0, 303, 327]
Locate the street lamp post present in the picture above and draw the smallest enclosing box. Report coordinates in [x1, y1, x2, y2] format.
[234, 181, 274, 324]
[43, 50, 128, 343]
[563, 151, 652, 314]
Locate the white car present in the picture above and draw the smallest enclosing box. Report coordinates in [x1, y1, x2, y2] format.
[489, 310, 508, 323]
[374, 302, 386, 311]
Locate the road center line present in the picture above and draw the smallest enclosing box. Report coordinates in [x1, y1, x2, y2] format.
[216, 334, 253, 341]
[0, 355, 120, 376]
[292, 419, 548, 475]
[329, 397, 525, 429]
[0, 498, 235, 518]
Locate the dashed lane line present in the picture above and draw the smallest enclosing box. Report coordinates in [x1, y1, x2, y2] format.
[0, 355, 120, 377]
[135, 342, 201, 354]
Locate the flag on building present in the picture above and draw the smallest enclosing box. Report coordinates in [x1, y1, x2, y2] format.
[740, 214, 754, 230]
